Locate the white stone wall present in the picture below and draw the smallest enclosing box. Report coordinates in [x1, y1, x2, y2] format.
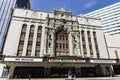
[105, 34, 120, 59]
[77, 16, 108, 58]
[3, 20, 22, 56]
[96, 29, 109, 58]
[3, 8, 108, 59]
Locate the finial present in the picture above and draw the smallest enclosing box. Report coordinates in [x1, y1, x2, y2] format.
[59, 8, 66, 12]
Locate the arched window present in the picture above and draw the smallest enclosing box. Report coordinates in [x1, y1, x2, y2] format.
[26, 25, 35, 56]
[17, 24, 27, 56]
[35, 26, 42, 57]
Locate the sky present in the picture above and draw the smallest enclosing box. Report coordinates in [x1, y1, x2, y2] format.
[31, 0, 119, 15]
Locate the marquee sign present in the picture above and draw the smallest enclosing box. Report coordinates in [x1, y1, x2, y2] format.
[3, 57, 118, 64]
[90, 60, 117, 64]
[49, 59, 86, 63]
[4, 57, 42, 62]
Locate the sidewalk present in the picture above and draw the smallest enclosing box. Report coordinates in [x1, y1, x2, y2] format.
[0, 77, 120, 80]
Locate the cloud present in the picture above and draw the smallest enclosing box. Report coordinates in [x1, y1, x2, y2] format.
[83, 0, 98, 9]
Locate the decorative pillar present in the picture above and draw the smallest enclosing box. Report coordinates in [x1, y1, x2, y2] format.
[101, 66, 106, 76]
[50, 29, 55, 57]
[46, 67, 50, 77]
[76, 33, 81, 56]
[109, 65, 114, 77]
[8, 66, 15, 79]
[69, 32, 74, 56]
[40, 27, 48, 57]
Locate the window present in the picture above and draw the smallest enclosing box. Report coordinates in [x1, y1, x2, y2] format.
[87, 31, 90, 35]
[82, 37, 85, 41]
[22, 24, 27, 31]
[21, 32, 26, 37]
[84, 53, 87, 58]
[37, 34, 41, 37]
[89, 45, 92, 49]
[96, 46, 98, 49]
[17, 50, 23, 56]
[36, 42, 41, 46]
[0, 56, 2, 61]
[30, 25, 35, 30]
[56, 36, 58, 40]
[22, 24, 27, 28]
[81, 30, 84, 34]
[60, 43, 62, 48]
[97, 54, 100, 58]
[83, 45, 86, 49]
[93, 31, 96, 35]
[94, 38, 97, 42]
[19, 41, 24, 46]
[66, 44, 68, 48]
[35, 51, 40, 57]
[28, 41, 32, 45]
[29, 33, 34, 37]
[1, 67, 9, 78]
[88, 38, 91, 42]
[26, 50, 31, 56]
[56, 43, 58, 48]
[60, 36, 62, 40]
[90, 53, 93, 58]
[38, 26, 42, 30]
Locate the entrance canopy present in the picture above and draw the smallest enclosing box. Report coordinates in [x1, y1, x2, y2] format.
[2, 56, 119, 66]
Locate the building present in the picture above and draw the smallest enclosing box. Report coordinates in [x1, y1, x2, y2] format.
[85, 2, 120, 35]
[0, 0, 31, 53]
[0, 7, 118, 79]
[16, 0, 31, 9]
[105, 34, 120, 75]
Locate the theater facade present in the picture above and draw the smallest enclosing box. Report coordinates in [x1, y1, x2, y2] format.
[0, 8, 119, 79]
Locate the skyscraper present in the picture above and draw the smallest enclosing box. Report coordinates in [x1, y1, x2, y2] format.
[16, 0, 31, 9]
[85, 2, 120, 35]
[0, 0, 31, 54]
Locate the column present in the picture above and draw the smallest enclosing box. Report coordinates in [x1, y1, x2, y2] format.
[40, 27, 47, 57]
[69, 32, 73, 56]
[46, 67, 50, 77]
[101, 66, 106, 76]
[31, 24, 37, 56]
[109, 65, 114, 77]
[50, 29, 55, 57]
[8, 66, 15, 79]
[76, 33, 81, 56]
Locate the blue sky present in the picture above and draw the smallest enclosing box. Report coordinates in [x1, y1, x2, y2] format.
[30, 0, 120, 15]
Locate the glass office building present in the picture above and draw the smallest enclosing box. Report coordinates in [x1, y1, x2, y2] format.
[85, 2, 120, 35]
[0, 0, 30, 53]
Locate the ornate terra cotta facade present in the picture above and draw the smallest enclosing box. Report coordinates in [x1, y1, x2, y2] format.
[42, 8, 81, 57]
[0, 8, 119, 79]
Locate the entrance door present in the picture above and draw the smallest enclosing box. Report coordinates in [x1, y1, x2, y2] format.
[113, 65, 120, 75]
[81, 67, 96, 77]
[50, 67, 76, 78]
[13, 67, 44, 78]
